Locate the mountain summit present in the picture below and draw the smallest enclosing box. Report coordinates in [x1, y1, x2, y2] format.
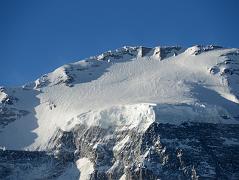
[1, 45, 239, 179]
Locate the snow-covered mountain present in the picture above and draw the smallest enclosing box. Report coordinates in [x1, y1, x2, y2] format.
[1, 45, 239, 179]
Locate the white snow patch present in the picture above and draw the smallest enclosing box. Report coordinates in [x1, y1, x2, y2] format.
[76, 158, 94, 180]
[119, 174, 126, 180]
[0, 91, 8, 102]
[184, 45, 201, 55]
[0, 87, 8, 103]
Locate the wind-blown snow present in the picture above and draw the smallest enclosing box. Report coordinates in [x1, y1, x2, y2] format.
[0, 45, 239, 150]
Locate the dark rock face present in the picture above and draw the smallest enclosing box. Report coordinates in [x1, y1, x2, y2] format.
[0, 149, 79, 179]
[211, 50, 239, 99]
[140, 123, 239, 179]
[141, 47, 153, 57]
[159, 46, 182, 59]
[2, 122, 238, 179]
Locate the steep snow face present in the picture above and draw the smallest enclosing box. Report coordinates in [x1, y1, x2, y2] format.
[0, 45, 239, 150]
[65, 103, 156, 132]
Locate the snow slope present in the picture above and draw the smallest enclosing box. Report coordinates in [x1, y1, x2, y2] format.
[0, 45, 239, 151]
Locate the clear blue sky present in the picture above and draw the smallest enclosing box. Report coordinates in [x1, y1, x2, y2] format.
[0, 0, 239, 86]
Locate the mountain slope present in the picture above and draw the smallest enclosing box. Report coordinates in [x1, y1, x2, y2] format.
[0, 45, 239, 179]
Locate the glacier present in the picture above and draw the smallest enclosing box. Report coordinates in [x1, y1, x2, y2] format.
[0, 45, 239, 179]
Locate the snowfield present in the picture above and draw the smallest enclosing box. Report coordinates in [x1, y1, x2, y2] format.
[0, 45, 239, 151]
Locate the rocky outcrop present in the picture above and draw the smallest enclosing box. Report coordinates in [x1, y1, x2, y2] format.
[2, 122, 237, 179]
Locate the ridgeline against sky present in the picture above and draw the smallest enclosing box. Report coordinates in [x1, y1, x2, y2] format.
[0, 0, 239, 85]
